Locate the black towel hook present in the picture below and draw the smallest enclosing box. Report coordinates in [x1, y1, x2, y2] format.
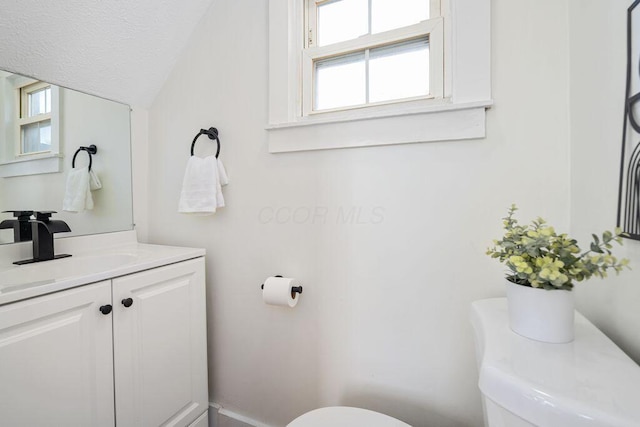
[72, 145, 98, 171]
[190, 127, 221, 158]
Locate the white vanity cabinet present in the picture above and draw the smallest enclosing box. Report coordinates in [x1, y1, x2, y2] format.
[112, 258, 209, 427]
[0, 256, 208, 427]
[0, 280, 116, 426]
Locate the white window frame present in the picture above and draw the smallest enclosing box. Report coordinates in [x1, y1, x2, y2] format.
[267, 0, 492, 153]
[17, 81, 53, 156]
[302, 0, 443, 116]
[0, 74, 62, 177]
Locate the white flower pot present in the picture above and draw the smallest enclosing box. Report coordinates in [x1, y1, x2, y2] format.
[506, 280, 575, 343]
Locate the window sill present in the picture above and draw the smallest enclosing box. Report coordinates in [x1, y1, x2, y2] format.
[266, 99, 493, 153]
[0, 153, 63, 178]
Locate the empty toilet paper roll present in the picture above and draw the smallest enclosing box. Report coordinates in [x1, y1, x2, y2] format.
[262, 276, 302, 307]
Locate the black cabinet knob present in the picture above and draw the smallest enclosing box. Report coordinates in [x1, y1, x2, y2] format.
[99, 304, 112, 315]
[121, 298, 133, 308]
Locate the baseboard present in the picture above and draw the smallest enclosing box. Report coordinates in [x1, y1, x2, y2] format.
[208, 402, 274, 427]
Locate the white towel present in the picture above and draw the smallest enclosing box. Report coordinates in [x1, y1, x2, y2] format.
[179, 156, 226, 214]
[62, 166, 93, 212]
[216, 158, 228, 208]
[218, 158, 229, 186]
[89, 170, 102, 190]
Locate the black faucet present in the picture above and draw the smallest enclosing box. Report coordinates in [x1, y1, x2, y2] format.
[0, 210, 34, 242]
[13, 211, 72, 265]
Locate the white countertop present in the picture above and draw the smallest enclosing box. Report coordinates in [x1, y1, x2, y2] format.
[471, 298, 640, 427]
[0, 231, 205, 306]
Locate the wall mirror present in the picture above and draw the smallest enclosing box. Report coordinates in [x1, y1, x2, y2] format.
[0, 70, 133, 244]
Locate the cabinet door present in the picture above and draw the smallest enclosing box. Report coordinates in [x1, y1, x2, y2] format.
[113, 258, 208, 427]
[0, 281, 115, 427]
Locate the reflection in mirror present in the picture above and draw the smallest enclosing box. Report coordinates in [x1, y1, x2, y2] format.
[0, 70, 133, 244]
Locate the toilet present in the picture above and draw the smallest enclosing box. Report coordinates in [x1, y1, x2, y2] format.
[287, 406, 410, 427]
[289, 298, 640, 427]
[471, 298, 640, 426]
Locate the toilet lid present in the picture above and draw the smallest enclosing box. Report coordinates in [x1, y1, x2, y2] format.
[287, 406, 410, 427]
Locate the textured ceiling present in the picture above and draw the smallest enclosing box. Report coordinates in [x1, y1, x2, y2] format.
[0, 0, 215, 107]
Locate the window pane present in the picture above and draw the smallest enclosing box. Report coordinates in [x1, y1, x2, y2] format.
[21, 120, 52, 153]
[28, 87, 51, 117]
[40, 121, 51, 146]
[317, 0, 368, 46]
[315, 53, 366, 110]
[371, 0, 429, 34]
[45, 87, 51, 113]
[369, 37, 429, 103]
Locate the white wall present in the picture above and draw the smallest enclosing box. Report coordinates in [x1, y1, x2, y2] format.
[147, 1, 571, 426]
[569, 0, 640, 362]
[130, 107, 149, 242]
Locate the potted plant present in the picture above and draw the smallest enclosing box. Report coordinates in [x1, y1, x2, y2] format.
[486, 205, 630, 343]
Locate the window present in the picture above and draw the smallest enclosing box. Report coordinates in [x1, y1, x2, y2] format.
[0, 73, 61, 177]
[267, 0, 492, 152]
[19, 81, 53, 155]
[303, 0, 442, 115]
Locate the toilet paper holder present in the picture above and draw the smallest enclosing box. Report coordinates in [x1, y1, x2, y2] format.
[261, 275, 303, 295]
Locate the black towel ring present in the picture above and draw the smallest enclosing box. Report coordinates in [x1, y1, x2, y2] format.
[72, 145, 98, 171]
[190, 127, 221, 158]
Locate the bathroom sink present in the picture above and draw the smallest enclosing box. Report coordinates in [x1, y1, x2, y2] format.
[0, 253, 138, 292]
[0, 231, 205, 306]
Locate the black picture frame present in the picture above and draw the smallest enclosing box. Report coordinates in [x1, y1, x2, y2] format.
[617, 0, 640, 240]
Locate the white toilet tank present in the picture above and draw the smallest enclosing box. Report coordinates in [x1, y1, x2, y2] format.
[471, 298, 640, 427]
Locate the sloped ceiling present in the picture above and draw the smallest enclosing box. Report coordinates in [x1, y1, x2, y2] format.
[0, 0, 215, 107]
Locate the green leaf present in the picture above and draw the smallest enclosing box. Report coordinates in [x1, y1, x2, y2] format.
[592, 234, 600, 244]
[590, 242, 604, 253]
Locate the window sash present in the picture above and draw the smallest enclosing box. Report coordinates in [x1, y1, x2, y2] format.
[20, 81, 51, 118]
[17, 82, 55, 156]
[302, 18, 443, 116]
[306, 0, 441, 48]
[18, 116, 53, 155]
[20, 120, 52, 156]
[313, 36, 430, 111]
